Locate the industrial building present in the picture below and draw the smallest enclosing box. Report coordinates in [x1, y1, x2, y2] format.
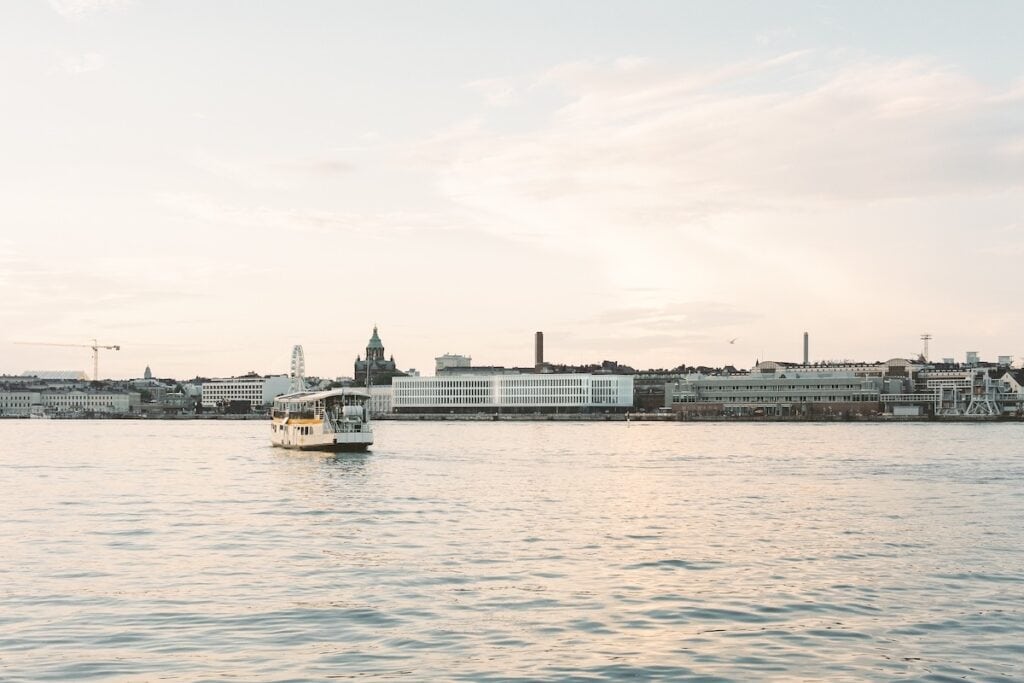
[881, 367, 1024, 417]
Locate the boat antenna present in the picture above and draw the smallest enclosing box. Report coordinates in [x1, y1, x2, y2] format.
[365, 345, 372, 423]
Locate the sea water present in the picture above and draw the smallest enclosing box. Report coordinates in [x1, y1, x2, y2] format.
[0, 420, 1021, 681]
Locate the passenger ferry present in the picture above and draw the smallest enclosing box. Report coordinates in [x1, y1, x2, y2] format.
[270, 389, 373, 451]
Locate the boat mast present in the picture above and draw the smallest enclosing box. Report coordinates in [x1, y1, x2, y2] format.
[365, 351, 372, 425]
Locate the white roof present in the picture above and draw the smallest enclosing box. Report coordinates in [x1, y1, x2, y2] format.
[275, 388, 370, 403]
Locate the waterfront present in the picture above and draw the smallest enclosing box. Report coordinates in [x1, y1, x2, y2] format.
[1, 421, 1022, 681]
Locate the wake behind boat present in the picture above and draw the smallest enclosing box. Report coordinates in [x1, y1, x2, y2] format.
[270, 389, 373, 451]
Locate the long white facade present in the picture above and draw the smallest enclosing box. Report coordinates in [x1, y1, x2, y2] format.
[201, 375, 290, 408]
[42, 391, 134, 414]
[668, 370, 881, 416]
[1, 390, 137, 416]
[392, 373, 633, 412]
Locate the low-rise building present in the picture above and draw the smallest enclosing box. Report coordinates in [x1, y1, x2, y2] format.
[40, 390, 139, 415]
[667, 369, 882, 417]
[200, 374, 290, 410]
[435, 354, 472, 373]
[0, 391, 41, 417]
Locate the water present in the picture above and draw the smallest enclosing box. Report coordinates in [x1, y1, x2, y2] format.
[1, 421, 1022, 681]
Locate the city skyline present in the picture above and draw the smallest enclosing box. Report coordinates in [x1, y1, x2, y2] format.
[3, 1, 1023, 379]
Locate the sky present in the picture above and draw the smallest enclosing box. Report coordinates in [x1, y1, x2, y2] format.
[2, 1, 1023, 379]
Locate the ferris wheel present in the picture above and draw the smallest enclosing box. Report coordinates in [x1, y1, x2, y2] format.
[290, 345, 306, 392]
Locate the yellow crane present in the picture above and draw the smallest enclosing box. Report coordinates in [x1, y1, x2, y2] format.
[15, 339, 121, 381]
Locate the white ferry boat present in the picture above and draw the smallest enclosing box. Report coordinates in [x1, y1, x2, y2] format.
[270, 389, 373, 451]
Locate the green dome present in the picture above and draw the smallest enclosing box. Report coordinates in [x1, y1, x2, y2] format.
[367, 326, 384, 350]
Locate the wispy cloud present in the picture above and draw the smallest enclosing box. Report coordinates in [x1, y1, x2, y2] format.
[466, 78, 519, 107]
[588, 301, 761, 330]
[419, 54, 1024, 282]
[48, 0, 129, 19]
[436, 54, 1021, 222]
[155, 193, 450, 238]
[57, 52, 106, 74]
[186, 149, 354, 190]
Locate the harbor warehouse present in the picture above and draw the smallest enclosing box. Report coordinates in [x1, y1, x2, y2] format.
[392, 373, 634, 414]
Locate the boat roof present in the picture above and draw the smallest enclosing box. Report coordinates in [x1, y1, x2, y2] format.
[275, 388, 371, 403]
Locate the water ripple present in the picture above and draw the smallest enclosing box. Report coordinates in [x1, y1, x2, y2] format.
[0, 420, 1022, 681]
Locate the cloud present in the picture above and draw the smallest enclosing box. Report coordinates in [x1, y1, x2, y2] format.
[466, 78, 519, 107]
[755, 27, 796, 47]
[436, 55, 1022, 227]
[57, 52, 106, 74]
[420, 55, 1024, 277]
[588, 301, 761, 330]
[404, 53, 1024, 364]
[0, 252, 203, 339]
[155, 193, 451, 238]
[283, 159, 353, 176]
[48, 0, 128, 19]
[187, 150, 355, 190]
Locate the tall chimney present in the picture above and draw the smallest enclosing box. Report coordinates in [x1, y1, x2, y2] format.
[803, 332, 809, 365]
[535, 331, 544, 367]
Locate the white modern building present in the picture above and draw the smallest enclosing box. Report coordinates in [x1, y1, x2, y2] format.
[392, 372, 634, 413]
[201, 374, 290, 409]
[368, 385, 393, 416]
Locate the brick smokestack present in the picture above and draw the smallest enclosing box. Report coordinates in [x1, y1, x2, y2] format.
[535, 331, 544, 367]
[803, 332, 809, 365]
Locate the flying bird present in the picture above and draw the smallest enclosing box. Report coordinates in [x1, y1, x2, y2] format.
[728, 338, 738, 344]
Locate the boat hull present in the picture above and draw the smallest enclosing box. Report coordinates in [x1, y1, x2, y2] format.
[270, 424, 372, 451]
[273, 442, 370, 452]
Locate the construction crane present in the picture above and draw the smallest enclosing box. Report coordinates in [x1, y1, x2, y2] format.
[15, 339, 121, 381]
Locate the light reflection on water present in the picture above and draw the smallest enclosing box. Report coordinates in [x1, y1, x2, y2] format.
[1, 420, 1022, 681]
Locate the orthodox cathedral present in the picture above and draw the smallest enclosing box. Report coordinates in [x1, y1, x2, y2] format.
[354, 326, 406, 386]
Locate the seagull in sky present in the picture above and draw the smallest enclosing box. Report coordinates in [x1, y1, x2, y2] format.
[728, 338, 738, 344]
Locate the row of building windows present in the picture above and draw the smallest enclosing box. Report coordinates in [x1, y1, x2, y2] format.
[692, 384, 867, 391]
[675, 394, 878, 403]
[501, 378, 587, 387]
[204, 388, 264, 394]
[396, 389, 492, 396]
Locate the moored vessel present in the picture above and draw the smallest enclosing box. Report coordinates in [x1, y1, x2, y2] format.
[270, 389, 373, 451]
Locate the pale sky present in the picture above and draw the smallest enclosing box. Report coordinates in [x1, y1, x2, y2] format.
[2, 1, 1023, 379]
